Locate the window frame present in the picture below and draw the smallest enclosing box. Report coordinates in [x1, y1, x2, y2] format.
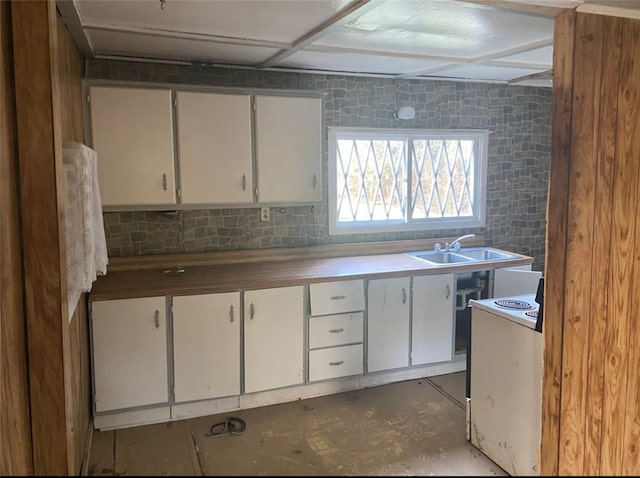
[328, 127, 489, 235]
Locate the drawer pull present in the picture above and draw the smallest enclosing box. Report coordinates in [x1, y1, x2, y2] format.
[329, 360, 344, 367]
[330, 295, 346, 301]
[328, 328, 345, 334]
[154, 310, 160, 329]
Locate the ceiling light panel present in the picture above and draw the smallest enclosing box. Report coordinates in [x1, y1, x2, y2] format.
[76, 0, 357, 43]
[281, 49, 451, 75]
[426, 64, 547, 82]
[87, 29, 280, 64]
[315, 0, 554, 59]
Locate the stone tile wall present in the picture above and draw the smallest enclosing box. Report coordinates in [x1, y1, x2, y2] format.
[86, 60, 552, 271]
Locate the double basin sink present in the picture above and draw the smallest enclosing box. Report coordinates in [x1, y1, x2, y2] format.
[404, 247, 519, 265]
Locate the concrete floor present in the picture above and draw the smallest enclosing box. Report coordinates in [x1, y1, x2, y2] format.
[86, 372, 507, 476]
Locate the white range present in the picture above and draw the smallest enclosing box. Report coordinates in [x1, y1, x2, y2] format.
[467, 293, 543, 476]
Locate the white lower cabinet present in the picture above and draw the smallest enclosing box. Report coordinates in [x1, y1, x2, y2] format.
[308, 312, 364, 382]
[91, 297, 169, 413]
[411, 274, 455, 365]
[172, 292, 240, 403]
[309, 344, 363, 382]
[244, 286, 304, 394]
[367, 277, 411, 373]
[90, 271, 470, 429]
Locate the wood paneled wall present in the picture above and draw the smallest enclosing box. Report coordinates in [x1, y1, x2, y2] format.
[6, 0, 90, 474]
[543, 10, 640, 476]
[1, 1, 34, 474]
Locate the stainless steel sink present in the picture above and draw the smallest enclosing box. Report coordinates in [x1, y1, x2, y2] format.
[456, 248, 517, 261]
[405, 247, 519, 265]
[405, 251, 474, 265]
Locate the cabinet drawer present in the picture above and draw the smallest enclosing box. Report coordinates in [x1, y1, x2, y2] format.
[309, 344, 363, 382]
[309, 280, 365, 316]
[309, 312, 363, 349]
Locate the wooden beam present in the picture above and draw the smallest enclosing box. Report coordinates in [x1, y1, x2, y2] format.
[541, 8, 576, 476]
[1, 0, 34, 473]
[11, 0, 69, 474]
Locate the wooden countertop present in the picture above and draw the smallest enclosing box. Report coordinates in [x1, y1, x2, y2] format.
[90, 240, 533, 301]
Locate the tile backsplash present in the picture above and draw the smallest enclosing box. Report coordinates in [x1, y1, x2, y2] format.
[86, 60, 552, 271]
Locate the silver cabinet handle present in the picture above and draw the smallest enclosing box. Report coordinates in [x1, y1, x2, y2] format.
[312, 173, 317, 189]
[229, 305, 234, 323]
[329, 361, 344, 366]
[329, 328, 344, 334]
[330, 295, 346, 301]
[154, 310, 160, 329]
[445, 284, 451, 300]
[402, 288, 407, 304]
[250, 302, 255, 320]
[162, 173, 167, 191]
[242, 174, 246, 191]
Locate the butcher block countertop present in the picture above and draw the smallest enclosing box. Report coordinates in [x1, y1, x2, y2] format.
[90, 236, 533, 301]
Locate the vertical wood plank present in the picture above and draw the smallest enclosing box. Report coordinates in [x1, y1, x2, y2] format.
[583, 15, 622, 476]
[0, 1, 34, 474]
[603, 16, 640, 475]
[621, 23, 640, 470]
[541, 9, 576, 476]
[560, 11, 605, 477]
[11, 1, 69, 474]
[53, 11, 89, 474]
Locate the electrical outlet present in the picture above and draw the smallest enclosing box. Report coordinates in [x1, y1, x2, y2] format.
[260, 207, 270, 221]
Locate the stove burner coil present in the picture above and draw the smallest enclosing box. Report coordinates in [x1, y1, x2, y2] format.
[494, 299, 534, 310]
[525, 310, 538, 318]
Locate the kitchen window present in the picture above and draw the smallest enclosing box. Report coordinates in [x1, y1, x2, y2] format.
[328, 127, 489, 235]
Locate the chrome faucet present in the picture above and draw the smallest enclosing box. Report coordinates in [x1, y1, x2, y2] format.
[434, 233, 476, 253]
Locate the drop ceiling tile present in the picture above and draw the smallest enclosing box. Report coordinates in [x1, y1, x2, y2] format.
[87, 29, 279, 65]
[315, 0, 554, 60]
[76, 0, 357, 43]
[496, 45, 553, 66]
[281, 50, 451, 75]
[425, 64, 546, 82]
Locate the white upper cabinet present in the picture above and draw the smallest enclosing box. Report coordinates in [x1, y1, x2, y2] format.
[87, 83, 323, 209]
[255, 95, 322, 203]
[176, 91, 253, 205]
[88, 86, 176, 207]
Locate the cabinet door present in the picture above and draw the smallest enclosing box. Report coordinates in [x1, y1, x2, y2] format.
[172, 292, 240, 403]
[91, 297, 168, 412]
[176, 91, 253, 204]
[244, 286, 304, 393]
[88, 86, 176, 207]
[367, 277, 410, 373]
[255, 95, 322, 203]
[411, 274, 455, 365]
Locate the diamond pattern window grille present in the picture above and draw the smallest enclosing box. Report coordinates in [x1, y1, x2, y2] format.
[332, 129, 487, 232]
